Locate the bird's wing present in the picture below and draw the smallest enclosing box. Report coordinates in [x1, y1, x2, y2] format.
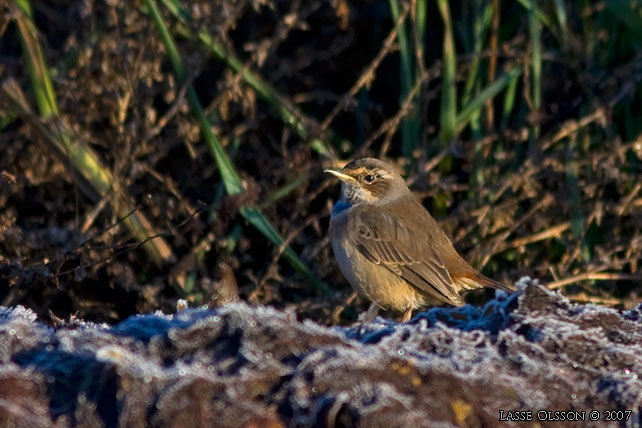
[349, 207, 463, 305]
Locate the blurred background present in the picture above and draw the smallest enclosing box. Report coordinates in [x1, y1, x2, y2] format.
[1, 0, 641, 325]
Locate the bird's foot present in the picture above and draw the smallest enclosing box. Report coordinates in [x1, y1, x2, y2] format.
[359, 301, 380, 323]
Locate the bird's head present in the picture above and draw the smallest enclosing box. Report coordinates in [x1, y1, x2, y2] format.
[325, 158, 410, 206]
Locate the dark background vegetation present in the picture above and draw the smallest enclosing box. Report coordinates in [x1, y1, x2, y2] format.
[1, 0, 641, 325]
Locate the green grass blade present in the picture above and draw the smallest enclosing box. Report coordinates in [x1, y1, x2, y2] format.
[552, 0, 568, 46]
[456, 67, 522, 133]
[415, 0, 427, 49]
[466, 0, 493, 188]
[146, 0, 331, 295]
[437, 0, 457, 144]
[14, 0, 57, 118]
[388, 0, 411, 102]
[159, 0, 337, 159]
[240, 207, 331, 294]
[528, 0, 542, 141]
[461, 0, 493, 109]
[389, 0, 418, 157]
[515, 0, 554, 31]
[146, 0, 243, 196]
[501, 72, 519, 127]
[11, 0, 174, 266]
[259, 174, 310, 210]
[414, 0, 426, 152]
[565, 136, 590, 262]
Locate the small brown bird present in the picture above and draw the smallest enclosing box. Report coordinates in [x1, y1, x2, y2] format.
[326, 158, 513, 322]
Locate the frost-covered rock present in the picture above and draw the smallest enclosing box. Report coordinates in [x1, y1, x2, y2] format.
[0, 278, 640, 427]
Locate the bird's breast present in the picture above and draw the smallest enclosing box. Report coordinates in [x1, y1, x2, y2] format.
[329, 208, 424, 312]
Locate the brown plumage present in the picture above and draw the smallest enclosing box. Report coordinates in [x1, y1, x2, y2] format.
[327, 158, 514, 322]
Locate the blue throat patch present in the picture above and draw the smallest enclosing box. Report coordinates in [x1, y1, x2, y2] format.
[331, 200, 352, 217]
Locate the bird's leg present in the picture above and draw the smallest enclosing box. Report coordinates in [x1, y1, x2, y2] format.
[331, 291, 358, 324]
[400, 306, 413, 323]
[361, 301, 380, 323]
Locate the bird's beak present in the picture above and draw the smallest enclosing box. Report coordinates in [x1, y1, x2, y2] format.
[325, 169, 357, 183]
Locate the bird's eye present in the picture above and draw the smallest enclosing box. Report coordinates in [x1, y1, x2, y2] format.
[364, 174, 375, 184]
